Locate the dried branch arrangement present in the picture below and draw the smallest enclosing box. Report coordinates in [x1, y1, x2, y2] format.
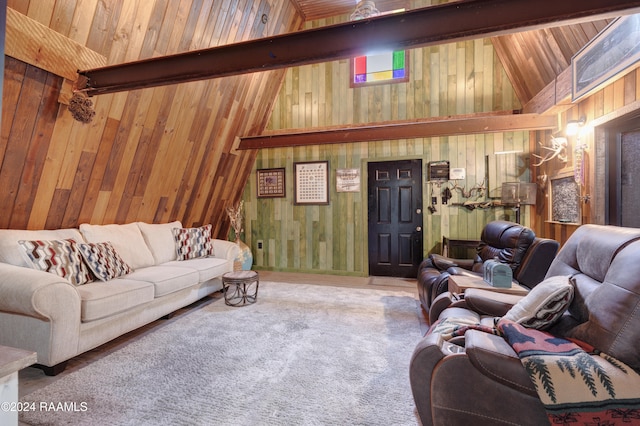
[226, 200, 244, 242]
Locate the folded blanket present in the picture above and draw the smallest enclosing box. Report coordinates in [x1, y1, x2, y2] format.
[497, 319, 640, 424]
[427, 317, 640, 424]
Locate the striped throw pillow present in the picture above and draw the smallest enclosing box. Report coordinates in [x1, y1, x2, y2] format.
[172, 224, 214, 260]
[78, 241, 133, 281]
[18, 239, 92, 286]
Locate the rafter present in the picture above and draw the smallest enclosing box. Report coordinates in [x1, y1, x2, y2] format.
[237, 113, 557, 149]
[78, 0, 640, 96]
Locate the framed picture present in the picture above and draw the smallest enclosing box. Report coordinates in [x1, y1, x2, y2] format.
[572, 15, 640, 101]
[336, 168, 360, 192]
[294, 161, 329, 205]
[549, 172, 581, 225]
[256, 168, 286, 198]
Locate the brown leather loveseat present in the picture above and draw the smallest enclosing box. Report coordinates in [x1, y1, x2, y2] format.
[409, 224, 640, 425]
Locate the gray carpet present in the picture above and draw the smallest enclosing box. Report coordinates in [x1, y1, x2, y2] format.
[20, 282, 423, 426]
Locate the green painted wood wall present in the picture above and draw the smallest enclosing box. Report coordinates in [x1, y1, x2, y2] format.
[241, 1, 528, 276]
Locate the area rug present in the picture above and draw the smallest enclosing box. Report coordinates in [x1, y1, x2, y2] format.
[20, 281, 423, 426]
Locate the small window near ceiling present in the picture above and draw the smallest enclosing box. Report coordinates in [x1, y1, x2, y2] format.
[351, 50, 409, 87]
[350, 6, 408, 88]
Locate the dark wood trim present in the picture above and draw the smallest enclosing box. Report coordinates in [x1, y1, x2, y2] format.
[78, 0, 640, 96]
[237, 113, 557, 149]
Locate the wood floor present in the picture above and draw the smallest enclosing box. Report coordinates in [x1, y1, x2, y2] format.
[18, 271, 424, 402]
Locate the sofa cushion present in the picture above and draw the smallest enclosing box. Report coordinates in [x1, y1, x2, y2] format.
[125, 265, 200, 297]
[78, 242, 133, 281]
[75, 279, 155, 322]
[503, 275, 574, 330]
[172, 224, 214, 260]
[17, 239, 92, 285]
[80, 223, 155, 269]
[137, 221, 183, 265]
[0, 228, 85, 267]
[165, 257, 231, 282]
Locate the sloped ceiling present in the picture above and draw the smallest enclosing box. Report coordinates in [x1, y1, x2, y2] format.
[492, 21, 612, 105]
[292, 0, 410, 20]
[291, 0, 613, 108]
[0, 0, 623, 235]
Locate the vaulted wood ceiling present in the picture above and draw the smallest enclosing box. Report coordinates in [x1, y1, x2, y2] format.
[71, 0, 625, 148]
[292, 0, 411, 20]
[289, 0, 614, 108]
[237, 0, 619, 148]
[1, 0, 635, 235]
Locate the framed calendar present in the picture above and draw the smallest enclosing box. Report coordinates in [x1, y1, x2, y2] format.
[294, 161, 329, 205]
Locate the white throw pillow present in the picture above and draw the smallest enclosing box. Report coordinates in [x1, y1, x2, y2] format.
[503, 275, 574, 329]
[79, 223, 155, 270]
[137, 221, 183, 265]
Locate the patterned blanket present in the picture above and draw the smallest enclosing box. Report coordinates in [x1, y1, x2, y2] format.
[428, 317, 640, 424]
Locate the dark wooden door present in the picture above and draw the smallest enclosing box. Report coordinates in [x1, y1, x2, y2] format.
[606, 114, 640, 227]
[367, 159, 423, 278]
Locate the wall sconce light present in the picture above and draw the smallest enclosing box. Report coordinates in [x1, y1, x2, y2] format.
[565, 116, 586, 137]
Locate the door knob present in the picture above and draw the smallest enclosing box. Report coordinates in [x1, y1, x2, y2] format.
[416, 226, 422, 232]
[416, 208, 422, 214]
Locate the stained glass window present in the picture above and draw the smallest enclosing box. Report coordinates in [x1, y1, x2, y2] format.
[350, 7, 408, 87]
[352, 50, 407, 85]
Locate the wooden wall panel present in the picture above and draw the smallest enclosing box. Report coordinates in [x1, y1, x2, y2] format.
[492, 20, 612, 105]
[244, 1, 526, 276]
[532, 66, 640, 247]
[2, 0, 303, 238]
[3, 0, 636, 276]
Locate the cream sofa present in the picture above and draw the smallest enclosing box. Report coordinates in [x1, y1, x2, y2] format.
[0, 221, 239, 375]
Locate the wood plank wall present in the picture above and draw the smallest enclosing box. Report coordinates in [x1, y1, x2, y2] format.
[532, 67, 640, 246]
[243, 0, 525, 276]
[493, 21, 611, 104]
[1, 0, 303, 238]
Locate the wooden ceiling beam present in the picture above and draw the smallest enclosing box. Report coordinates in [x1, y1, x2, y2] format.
[237, 113, 558, 149]
[5, 8, 106, 81]
[78, 0, 640, 96]
[523, 67, 574, 114]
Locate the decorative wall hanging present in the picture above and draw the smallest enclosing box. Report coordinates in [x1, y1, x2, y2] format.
[550, 173, 581, 225]
[532, 136, 569, 166]
[256, 168, 286, 198]
[336, 169, 360, 193]
[572, 15, 640, 101]
[294, 161, 329, 205]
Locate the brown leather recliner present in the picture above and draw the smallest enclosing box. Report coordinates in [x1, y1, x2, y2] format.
[409, 224, 640, 426]
[417, 220, 559, 319]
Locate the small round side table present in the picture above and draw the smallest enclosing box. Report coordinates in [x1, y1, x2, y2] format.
[221, 270, 259, 306]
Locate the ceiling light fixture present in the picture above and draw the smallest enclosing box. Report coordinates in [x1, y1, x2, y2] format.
[350, 1, 380, 20]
